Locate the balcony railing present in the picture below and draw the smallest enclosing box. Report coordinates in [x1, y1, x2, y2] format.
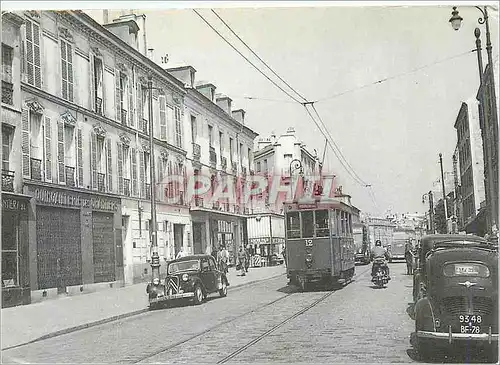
[194, 196, 204, 207]
[123, 178, 131, 197]
[221, 157, 227, 170]
[2, 170, 14, 192]
[223, 202, 229, 212]
[209, 147, 217, 168]
[2, 81, 13, 105]
[142, 119, 149, 135]
[65, 166, 75, 187]
[212, 200, 220, 210]
[193, 143, 201, 160]
[231, 161, 238, 173]
[146, 183, 151, 200]
[97, 172, 106, 192]
[30, 158, 42, 181]
[249, 169, 255, 176]
[244, 207, 250, 215]
[96, 97, 103, 115]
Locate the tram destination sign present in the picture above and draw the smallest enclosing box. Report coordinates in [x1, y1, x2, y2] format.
[26, 186, 119, 211]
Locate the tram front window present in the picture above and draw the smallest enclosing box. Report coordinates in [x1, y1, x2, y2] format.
[286, 212, 301, 239]
[302, 211, 314, 238]
[315, 210, 329, 237]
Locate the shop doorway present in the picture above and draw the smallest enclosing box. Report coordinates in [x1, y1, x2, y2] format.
[174, 224, 184, 256]
[192, 222, 204, 254]
[36, 206, 82, 292]
[92, 212, 115, 283]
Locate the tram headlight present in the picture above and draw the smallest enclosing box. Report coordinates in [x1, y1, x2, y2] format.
[305, 254, 313, 263]
[182, 274, 189, 282]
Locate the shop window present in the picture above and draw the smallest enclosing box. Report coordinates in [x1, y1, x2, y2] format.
[301, 211, 314, 238]
[2, 213, 18, 287]
[315, 210, 329, 237]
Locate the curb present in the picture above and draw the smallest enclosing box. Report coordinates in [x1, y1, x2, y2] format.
[2, 271, 286, 351]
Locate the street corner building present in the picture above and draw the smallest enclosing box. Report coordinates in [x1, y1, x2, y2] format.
[1, 10, 261, 307]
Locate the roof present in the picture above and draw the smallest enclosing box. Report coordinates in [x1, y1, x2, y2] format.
[421, 234, 487, 243]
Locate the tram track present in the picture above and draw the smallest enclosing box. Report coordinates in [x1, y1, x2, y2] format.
[133, 265, 372, 364]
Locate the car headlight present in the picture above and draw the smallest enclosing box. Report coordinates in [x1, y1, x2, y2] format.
[153, 277, 160, 285]
[182, 274, 189, 282]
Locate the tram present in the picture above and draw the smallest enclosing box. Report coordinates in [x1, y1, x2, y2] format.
[284, 199, 357, 291]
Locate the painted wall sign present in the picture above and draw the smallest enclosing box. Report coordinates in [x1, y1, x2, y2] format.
[2, 198, 28, 212]
[26, 186, 119, 211]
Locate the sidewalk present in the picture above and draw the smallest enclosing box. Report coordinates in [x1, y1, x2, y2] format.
[1, 265, 285, 350]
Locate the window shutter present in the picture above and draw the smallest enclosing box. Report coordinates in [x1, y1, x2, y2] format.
[89, 54, 95, 111]
[128, 77, 134, 127]
[117, 142, 123, 194]
[57, 121, 65, 183]
[115, 69, 121, 123]
[136, 81, 142, 127]
[21, 108, 31, 178]
[139, 151, 145, 198]
[90, 131, 97, 189]
[44, 116, 52, 182]
[131, 147, 138, 196]
[77, 128, 83, 186]
[159, 95, 167, 140]
[67, 43, 73, 102]
[33, 22, 41, 88]
[106, 138, 113, 192]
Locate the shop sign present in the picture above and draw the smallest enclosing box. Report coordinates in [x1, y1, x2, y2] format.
[2, 198, 28, 212]
[272, 237, 285, 244]
[28, 186, 119, 211]
[249, 237, 270, 245]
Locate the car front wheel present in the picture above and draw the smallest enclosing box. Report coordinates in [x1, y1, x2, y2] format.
[193, 284, 204, 305]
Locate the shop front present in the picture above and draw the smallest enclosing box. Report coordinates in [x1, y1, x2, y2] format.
[24, 183, 123, 299]
[2, 193, 31, 308]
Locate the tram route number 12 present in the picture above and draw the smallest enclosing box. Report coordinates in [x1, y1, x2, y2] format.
[305, 239, 313, 247]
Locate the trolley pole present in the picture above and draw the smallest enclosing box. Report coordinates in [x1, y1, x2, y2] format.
[429, 191, 435, 234]
[148, 74, 160, 283]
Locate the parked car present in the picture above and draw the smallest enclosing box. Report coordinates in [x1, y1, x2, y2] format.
[411, 234, 498, 360]
[147, 254, 228, 308]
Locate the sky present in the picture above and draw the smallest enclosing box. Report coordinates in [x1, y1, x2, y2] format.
[9, 1, 498, 217]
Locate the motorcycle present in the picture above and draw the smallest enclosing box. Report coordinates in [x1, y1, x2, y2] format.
[371, 257, 389, 288]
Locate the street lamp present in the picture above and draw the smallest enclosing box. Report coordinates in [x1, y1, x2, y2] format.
[449, 5, 497, 234]
[289, 159, 303, 201]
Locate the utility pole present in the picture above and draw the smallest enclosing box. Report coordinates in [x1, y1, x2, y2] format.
[147, 74, 160, 283]
[439, 153, 449, 233]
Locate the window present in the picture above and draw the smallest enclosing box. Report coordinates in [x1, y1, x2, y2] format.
[229, 137, 234, 163]
[219, 131, 224, 156]
[159, 95, 167, 140]
[256, 161, 261, 172]
[330, 210, 338, 236]
[2, 127, 12, 171]
[2, 81, 13, 105]
[191, 115, 197, 142]
[30, 112, 42, 159]
[25, 19, 42, 88]
[239, 143, 243, 165]
[175, 106, 182, 148]
[64, 126, 75, 167]
[144, 152, 150, 184]
[123, 145, 130, 179]
[208, 125, 213, 147]
[61, 39, 74, 102]
[263, 159, 268, 172]
[201, 258, 209, 271]
[163, 220, 168, 232]
[286, 212, 301, 239]
[93, 56, 103, 114]
[248, 148, 252, 170]
[2, 212, 19, 288]
[301, 211, 314, 238]
[315, 210, 329, 237]
[2, 44, 13, 82]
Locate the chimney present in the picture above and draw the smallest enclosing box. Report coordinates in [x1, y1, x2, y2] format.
[196, 82, 217, 102]
[216, 94, 232, 115]
[231, 109, 245, 124]
[103, 14, 140, 51]
[103, 10, 109, 23]
[167, 66, 196, 88]
[147, 48, 154, 61]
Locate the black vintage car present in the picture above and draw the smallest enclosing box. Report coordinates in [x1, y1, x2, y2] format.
[147, 254, 229, 307]
[411, 234, 498, 359]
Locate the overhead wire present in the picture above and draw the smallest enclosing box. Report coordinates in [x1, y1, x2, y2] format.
[192, 9, 304, 105]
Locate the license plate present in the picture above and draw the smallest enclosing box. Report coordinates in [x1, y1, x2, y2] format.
[459, 315, 482, 334]
[455, 264, 479, 275]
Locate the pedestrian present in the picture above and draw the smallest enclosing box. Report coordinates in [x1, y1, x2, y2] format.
[405, 242, 414, 275]
[282, 247, 286, 267]
[244, 244, 251, 273]
[176, 247, 186, 259]
[237, 246, 246, 276]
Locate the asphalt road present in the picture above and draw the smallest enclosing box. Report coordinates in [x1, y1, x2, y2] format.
[2, 263, 496, 364]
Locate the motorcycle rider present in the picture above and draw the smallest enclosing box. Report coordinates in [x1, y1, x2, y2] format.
[371, 240, 391, 280]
